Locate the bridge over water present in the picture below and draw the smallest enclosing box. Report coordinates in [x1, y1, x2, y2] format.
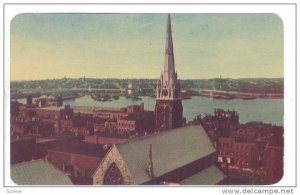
[71, 87, 126, 94]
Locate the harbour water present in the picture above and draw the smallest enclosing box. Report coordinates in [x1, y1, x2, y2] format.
[62, 95, 283, 126]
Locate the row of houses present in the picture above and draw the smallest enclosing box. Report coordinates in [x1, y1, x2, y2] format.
[11, 99, 155, 138]
[192, 109, 284, 185]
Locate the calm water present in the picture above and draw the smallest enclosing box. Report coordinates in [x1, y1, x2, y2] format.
[62, 96, 283, 126]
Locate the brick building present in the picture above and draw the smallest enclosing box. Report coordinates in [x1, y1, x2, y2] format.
[93, 108, 129, 120]
[11, 120, 53, 137]
[46, 142, 107, 184]
[200, 109, 239, 142]
[264, 145, 283, 184]
[11, 100, 154, 139]
[72, 112, 93, 135]
[92, 103, 154, 137]
[17, 104, 38, 122]
[60, 105, 74, 132]
[217, 125, 283, 184]
[231, 122, 283, 146]
[11, 137, 36, 164]
[36, 106, 64, 133]
[218, 138, 261, 169]
[10, 134, 77, 164]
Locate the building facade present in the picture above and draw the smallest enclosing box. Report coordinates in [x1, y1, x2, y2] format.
[92, 103, 154, 136]
[264, 145, 283, 184]
[46, 142, 106, 184]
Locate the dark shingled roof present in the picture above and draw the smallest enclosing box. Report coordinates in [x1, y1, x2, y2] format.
[50, 141, 107, 157]
[11, 160, 73, 185]
[116, 125, 216, 184]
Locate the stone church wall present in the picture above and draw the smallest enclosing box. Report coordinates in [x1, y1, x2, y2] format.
[92, 145, 134, 185]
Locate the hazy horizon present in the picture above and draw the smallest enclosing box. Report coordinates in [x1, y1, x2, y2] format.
[11, 13, 283, 81]
[10, 76, 284, 82]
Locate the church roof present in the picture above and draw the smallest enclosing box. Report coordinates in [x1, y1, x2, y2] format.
[115, 125, 216, 184]
[179, 165, 225, 185]
[11, 159, 73, 185]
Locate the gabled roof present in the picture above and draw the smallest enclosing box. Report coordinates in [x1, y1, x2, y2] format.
[11, 159, 73, 185]
[179, 165, 225, 185]
[115, 125, 216, 184]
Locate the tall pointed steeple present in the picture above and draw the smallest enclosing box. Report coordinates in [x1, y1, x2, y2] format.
[155, 14, 183, 131]
[164, 14, 176, 79]
[156, 14, 181, 100]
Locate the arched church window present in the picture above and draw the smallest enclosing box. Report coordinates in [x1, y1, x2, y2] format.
[103, 163, 124, 185]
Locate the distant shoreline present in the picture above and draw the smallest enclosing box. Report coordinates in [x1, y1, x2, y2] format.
[10, 77, 284, 82]
[11, 94, 283, 102]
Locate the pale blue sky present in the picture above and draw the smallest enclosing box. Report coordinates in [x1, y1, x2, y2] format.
[11, 13, 283, 80]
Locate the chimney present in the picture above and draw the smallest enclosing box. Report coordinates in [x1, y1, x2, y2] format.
[147, 144, 154, 178]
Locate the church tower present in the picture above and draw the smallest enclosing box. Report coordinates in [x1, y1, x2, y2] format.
[155, 14, 183, 131]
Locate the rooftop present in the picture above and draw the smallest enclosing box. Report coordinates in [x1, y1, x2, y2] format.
[84, 135, 128, 145]
[115, 125, 216, 184]
[11, 159, 73, 185]
[36, 135, 73, 144]
[49, 141, 107, 158]
[179, 165, 225, 185]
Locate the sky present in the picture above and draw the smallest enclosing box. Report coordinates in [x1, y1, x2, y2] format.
[10, 13, 283, 81]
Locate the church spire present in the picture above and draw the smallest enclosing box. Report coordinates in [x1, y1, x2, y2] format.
[155, 14, 183, 131]
[156, 14, 181, 100]
[164, 14, 176, 82]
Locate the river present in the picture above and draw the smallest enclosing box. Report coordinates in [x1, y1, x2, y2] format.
[62, 95, 283, 126]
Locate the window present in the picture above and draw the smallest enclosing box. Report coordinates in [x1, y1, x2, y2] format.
[103, 163, 124, 185]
